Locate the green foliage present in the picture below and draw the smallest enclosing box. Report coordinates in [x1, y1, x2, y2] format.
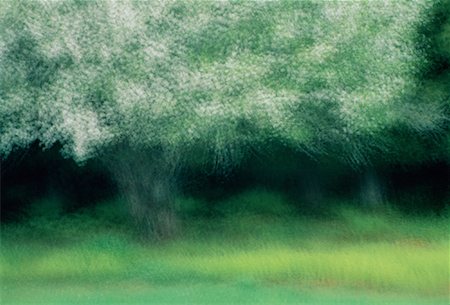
[1, 0, 446, 167]
[174, 197, 209, 217]
[214, 189, 294, 217]
[27, 196, 66, 220]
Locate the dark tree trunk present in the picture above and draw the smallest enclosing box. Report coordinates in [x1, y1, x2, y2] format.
[105, 147, 179, 240]
[301, 171, 325, 208]
[296, 158, 326, 209]
[359, 167, 384, 208]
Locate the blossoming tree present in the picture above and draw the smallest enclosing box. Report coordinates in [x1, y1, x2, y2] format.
[1, 0, 447, 238]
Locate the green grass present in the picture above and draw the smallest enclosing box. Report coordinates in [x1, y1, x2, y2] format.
[2, 282, 448, 305]
[1, 191, 449, 304]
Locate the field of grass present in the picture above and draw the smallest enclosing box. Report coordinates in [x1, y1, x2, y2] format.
[1, 191, 449, 304]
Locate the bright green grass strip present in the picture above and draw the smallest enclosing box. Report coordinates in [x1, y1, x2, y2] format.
[1, 202, 448, 301]
[1, 282, 448, 305]
[167, 241, 448, 294]
[2, 236, 448, 295]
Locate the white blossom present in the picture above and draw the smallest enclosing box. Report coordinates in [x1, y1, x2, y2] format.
[0, 0, 444, 165]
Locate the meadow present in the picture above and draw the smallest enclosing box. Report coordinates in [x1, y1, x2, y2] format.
[1, 190, 449, 304]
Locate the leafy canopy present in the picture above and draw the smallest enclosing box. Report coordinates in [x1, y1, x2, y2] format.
[0, 0, 446, 165]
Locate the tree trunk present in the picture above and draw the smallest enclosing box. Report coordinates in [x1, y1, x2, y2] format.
[302, 171, 324, 208]
[359, 167, 384, 208]
[105, 147, 179, 241]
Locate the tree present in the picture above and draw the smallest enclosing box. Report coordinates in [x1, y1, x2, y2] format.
[1, 0, 447, 239]
[356, 0, 450, 207]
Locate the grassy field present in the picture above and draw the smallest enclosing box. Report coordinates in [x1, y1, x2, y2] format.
[1, 191, 449, 304]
